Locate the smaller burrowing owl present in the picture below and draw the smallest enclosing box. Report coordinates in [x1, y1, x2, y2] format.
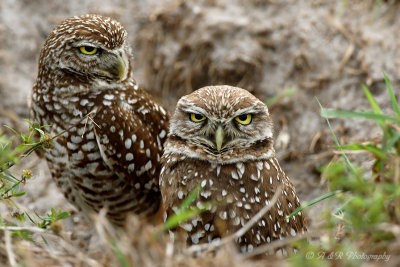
[160, 85, 306, 253]
[31, 14, 169, 226]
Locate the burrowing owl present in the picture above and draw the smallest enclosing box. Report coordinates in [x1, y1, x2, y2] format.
[31, 14, 169, 226]
[160, 85, 306, 253]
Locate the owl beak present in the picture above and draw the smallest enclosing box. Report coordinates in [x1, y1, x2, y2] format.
[104, 54, 126, 80]
[116, 55, 126, 80]
[215, 125, 225, 152]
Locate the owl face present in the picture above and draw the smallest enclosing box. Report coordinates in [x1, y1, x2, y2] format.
[39, 14, 131, 90]
[167, 85, 274, 163]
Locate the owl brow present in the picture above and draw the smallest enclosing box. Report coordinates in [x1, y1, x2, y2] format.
[233, 107, 263, 117]
[179, 106, 207, 116]
[73, 40, 101, 48]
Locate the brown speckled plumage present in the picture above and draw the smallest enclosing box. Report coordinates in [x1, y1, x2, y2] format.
[31, 14, 169, 226]
[160, 85, 306, 253]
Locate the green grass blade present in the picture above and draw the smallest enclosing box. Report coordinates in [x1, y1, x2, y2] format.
[3, 125, 18, 136]
[334, 197, 354, 215]
[362, 84, 384, 130]
[265, 86, 298, 107]
[177, 184, 202, 213]
[41, 236, 50, 247]
[339, 143, 387, 160]
[162, 208, 204, 232]
[362, 84, 382, 115]
[321, 110, 400, 123]
[383, 72, 400, 116]
[337, 144, 365, 150]
[110, 240, 130, 267]
[386, 129, 400, 152]
[25, 212, 37, 224]
[361, 144, 388, 159]
[155, 184, 210, 237]
[317, 98, 356, 173]
[288, 190, 343, 218]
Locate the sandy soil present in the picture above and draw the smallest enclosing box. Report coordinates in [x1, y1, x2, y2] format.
[0, 0, 399, 266]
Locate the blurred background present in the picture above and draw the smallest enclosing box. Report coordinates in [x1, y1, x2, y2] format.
[0, 0, 399, 245]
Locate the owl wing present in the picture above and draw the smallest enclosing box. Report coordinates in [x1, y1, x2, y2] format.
[93, 88, 169, 189]
[257, 158, 307, 240]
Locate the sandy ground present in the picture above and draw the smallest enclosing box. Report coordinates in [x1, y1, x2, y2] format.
[0, 0, 399, 266]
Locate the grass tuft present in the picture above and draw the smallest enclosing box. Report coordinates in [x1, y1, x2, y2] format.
[291, 74, 400, 266]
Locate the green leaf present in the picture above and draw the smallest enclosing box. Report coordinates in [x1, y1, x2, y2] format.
[15, 143, 27, 153]
[287, 190, 343, 218]
[23, 119, 34, 126]
[13, 230, 34, 242]
[35, 128, 45, 135]
[25, 212, 37, 224]
[11, 192, 26, 197]
[11, 184, 20, 194]
[13, 212, 26, 222]
[383, 72, 400, 116]
[55, 211, 71, 221]
[3, 174, 18, 183]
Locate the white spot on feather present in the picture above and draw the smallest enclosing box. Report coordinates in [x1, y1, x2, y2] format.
[159, 129, 166, 138]
[125, 138, 132, 149]
[126, 153, 134, 161]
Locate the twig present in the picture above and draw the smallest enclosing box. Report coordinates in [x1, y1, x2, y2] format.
[335, 43, 355, 75]
[1, 108, 101, 171]
[94, 207, 114, 246]
[324, 14, 363, 48]
[185, 185, 282, 255]
[0, 226, 48, 233]
[394, 157, 399, 186]
[5, 230, 17, 266]
[13, 232, 102, 267]
[81, 110, 100, 138]
[239, 230, 320, 259]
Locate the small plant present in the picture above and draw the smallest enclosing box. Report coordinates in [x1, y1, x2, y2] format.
[0, 120, 70, 241]
[1, 121, 49, 204]
[290, 73, 399, 266]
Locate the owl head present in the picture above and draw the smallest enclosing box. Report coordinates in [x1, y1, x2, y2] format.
[166, 85, 275, 164]
[37, 14, 132, 92]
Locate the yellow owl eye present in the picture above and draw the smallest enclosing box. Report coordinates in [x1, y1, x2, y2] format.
[190, 113, 206, 122]
[235, 114, 252, 125]
[79, 46, 98, 55]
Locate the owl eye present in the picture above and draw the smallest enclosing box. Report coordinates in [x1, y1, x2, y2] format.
[190, 113, 207, 122]
[235, 114, 252, 125]
[79, 46, 98, 55]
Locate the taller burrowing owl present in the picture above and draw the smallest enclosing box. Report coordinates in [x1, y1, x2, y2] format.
[160, 85, 306, 252]
[31, 14, 169, 226]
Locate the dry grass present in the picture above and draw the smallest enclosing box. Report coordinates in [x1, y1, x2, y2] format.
[0, 209, 306, 267]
